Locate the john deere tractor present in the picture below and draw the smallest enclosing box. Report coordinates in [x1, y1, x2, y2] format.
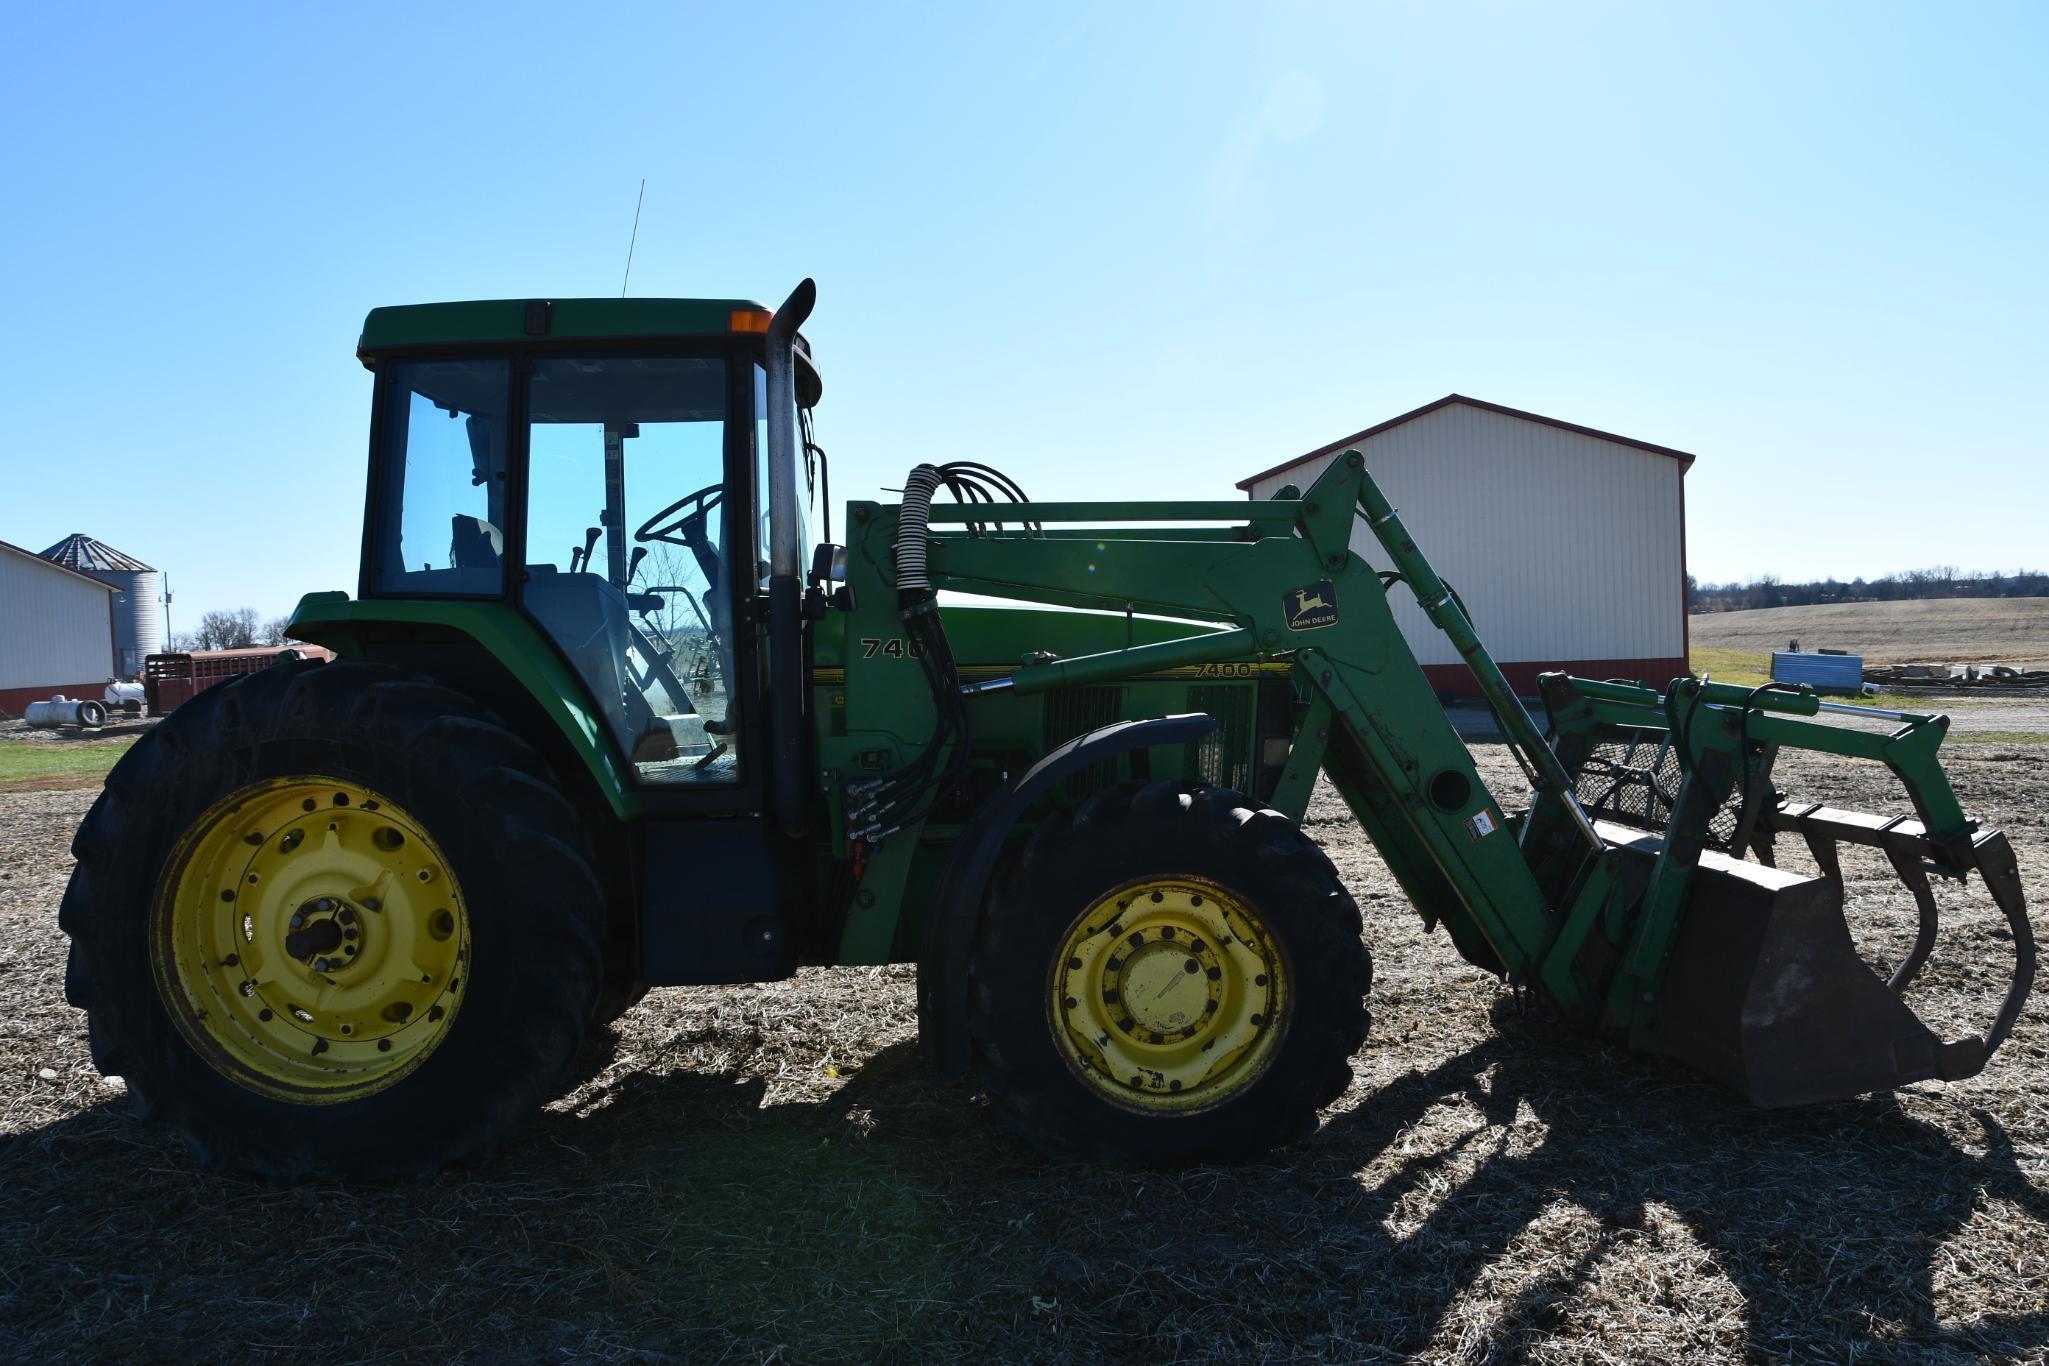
[61, 283, 2033, 1180]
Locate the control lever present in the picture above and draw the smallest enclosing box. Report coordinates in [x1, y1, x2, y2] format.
[627, 546, 648, 585]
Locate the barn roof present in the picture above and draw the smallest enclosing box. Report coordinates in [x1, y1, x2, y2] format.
[0, 538, 117, 590]
[40, 533, 155, 573]
[1236, 393, 1698, 491]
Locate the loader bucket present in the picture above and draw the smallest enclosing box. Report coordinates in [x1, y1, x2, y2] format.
[1600, 806, 2035, 1106]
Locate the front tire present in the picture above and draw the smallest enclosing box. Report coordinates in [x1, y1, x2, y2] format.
[60, 660, 604, 1181]
[967, 781, 1370, 1163]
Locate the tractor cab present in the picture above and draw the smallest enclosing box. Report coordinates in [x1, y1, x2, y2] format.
[352, 297, 825, 798]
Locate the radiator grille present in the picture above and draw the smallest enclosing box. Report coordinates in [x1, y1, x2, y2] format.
[1038, 683, 1262, 801]
[1184, 686, 1253, 793]
[1042, 686, 1125, 798]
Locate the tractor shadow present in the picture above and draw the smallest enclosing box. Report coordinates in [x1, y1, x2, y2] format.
[531, 1013, 2049, 1359]
[1302, 1013, 2049, 1357]
[4, 1017, 2045, 1360]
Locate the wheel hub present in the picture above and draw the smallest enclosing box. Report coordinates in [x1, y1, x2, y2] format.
[283, 898, 361, 971]
[152, 776, 470, 1103]
[1051, 877, 1287, 1113]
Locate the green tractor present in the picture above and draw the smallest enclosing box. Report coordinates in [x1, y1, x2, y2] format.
[62, 283, 2033, 1180]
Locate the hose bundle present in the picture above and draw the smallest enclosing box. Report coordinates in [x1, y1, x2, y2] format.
[845, 462, 1034, 845]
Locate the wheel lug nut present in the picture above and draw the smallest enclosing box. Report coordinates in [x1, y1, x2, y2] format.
[290, 913, 304, 929]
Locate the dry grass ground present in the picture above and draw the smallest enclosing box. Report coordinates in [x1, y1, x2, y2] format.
[3, 741, 2046, 1361]
[1691, 598, 2049, 670]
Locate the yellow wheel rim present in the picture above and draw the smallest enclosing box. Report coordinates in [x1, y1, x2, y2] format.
[1050, 876, 1287, 1113]
[152, 776, 470, 1104]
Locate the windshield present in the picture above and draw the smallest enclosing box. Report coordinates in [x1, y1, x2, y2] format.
[524, 355, 743, 786]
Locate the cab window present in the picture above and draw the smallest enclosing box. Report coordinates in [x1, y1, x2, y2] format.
[369, 360, 512, 597]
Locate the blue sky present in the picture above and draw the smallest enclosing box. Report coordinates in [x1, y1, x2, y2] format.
[3, 2, 2043, 626]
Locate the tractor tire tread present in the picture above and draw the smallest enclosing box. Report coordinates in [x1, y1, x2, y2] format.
[967, 780, 1369, 1164]
[59, 658, 604, 1182]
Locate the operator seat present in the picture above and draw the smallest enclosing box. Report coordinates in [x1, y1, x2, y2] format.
[523, 567, 706, 768]
[449, 516, 503, 569]
[523, 567, 640, 736]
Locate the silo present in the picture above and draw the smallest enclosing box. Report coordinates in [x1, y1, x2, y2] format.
[41, 534, 164, 678]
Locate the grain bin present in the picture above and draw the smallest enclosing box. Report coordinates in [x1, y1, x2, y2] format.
[40, 534, 164, 677]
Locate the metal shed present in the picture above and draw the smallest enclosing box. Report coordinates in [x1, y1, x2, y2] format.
[1239, 395, 1693, 697]
[0, 538, 117, 716]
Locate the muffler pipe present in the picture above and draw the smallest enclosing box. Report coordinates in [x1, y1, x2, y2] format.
[765, 279, 818, 837]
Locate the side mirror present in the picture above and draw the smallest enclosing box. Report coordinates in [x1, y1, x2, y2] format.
[809, 543, 848, 585]
[805, 543, 853, 617]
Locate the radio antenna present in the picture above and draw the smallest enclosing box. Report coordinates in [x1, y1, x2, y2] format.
[619, 178, 646, 297]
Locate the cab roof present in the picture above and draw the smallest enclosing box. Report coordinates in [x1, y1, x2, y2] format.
[357, 297, 819, 403]
[357, 297, 777, 358]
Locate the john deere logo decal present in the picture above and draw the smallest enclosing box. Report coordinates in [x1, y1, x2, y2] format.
[1284, 580, 1338, 630]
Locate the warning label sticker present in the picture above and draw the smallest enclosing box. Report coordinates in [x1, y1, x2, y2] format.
[1463, 809, 1497, 842]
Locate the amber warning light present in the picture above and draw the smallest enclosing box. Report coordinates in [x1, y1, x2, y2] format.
[729, 308, 772, 334]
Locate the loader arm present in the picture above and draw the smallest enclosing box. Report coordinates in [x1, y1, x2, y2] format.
[861, 446, 2030, 1103]
[915, 451, 1595, 1006]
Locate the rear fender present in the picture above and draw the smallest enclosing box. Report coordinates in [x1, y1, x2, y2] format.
[283, 594, 648, 1019]
[287, 592, 639, 822]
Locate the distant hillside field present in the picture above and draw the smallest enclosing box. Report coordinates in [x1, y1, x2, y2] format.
[1690, 597, 2049, 668]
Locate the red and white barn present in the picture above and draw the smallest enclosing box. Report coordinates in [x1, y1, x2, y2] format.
[1239, 394, 1692, 698]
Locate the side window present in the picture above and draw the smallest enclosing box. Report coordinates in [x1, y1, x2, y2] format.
[369, 360, 512, 597]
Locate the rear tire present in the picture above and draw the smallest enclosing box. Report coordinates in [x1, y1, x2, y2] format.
[967, 781, 1369, 1163]
[60, 659, 604, 1181]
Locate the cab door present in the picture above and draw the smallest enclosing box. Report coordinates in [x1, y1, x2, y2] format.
[517, 351, 803, 983]
[519, 353, 763, 807]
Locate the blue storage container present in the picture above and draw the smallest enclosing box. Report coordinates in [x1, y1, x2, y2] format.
[1770, 650, 1864, 693]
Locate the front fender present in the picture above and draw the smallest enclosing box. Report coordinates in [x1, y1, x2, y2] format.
[917, 712, 1220, 1077]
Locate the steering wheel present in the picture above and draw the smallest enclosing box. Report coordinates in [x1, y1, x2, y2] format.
[635, 483, 724, 546]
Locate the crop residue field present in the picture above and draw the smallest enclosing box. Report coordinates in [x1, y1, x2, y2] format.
[2, 743, 2046, 1361]
[1691, 597, 2049, 670]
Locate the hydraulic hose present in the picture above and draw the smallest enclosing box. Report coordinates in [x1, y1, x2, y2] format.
[895, 465, 945, 593]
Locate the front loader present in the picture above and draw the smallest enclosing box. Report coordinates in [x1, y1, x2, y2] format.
[60, 282, 2033, 1180]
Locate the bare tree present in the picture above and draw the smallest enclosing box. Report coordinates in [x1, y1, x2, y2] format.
[261, 616, 299, 646]
[192, 607, 261, 651]
[630, 544, 721, 705]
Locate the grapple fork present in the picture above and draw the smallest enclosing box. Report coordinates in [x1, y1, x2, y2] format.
[1540, 675, 2035, 1107]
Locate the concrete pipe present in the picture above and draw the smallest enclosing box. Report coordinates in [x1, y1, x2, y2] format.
[24, 697, 109, 729]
